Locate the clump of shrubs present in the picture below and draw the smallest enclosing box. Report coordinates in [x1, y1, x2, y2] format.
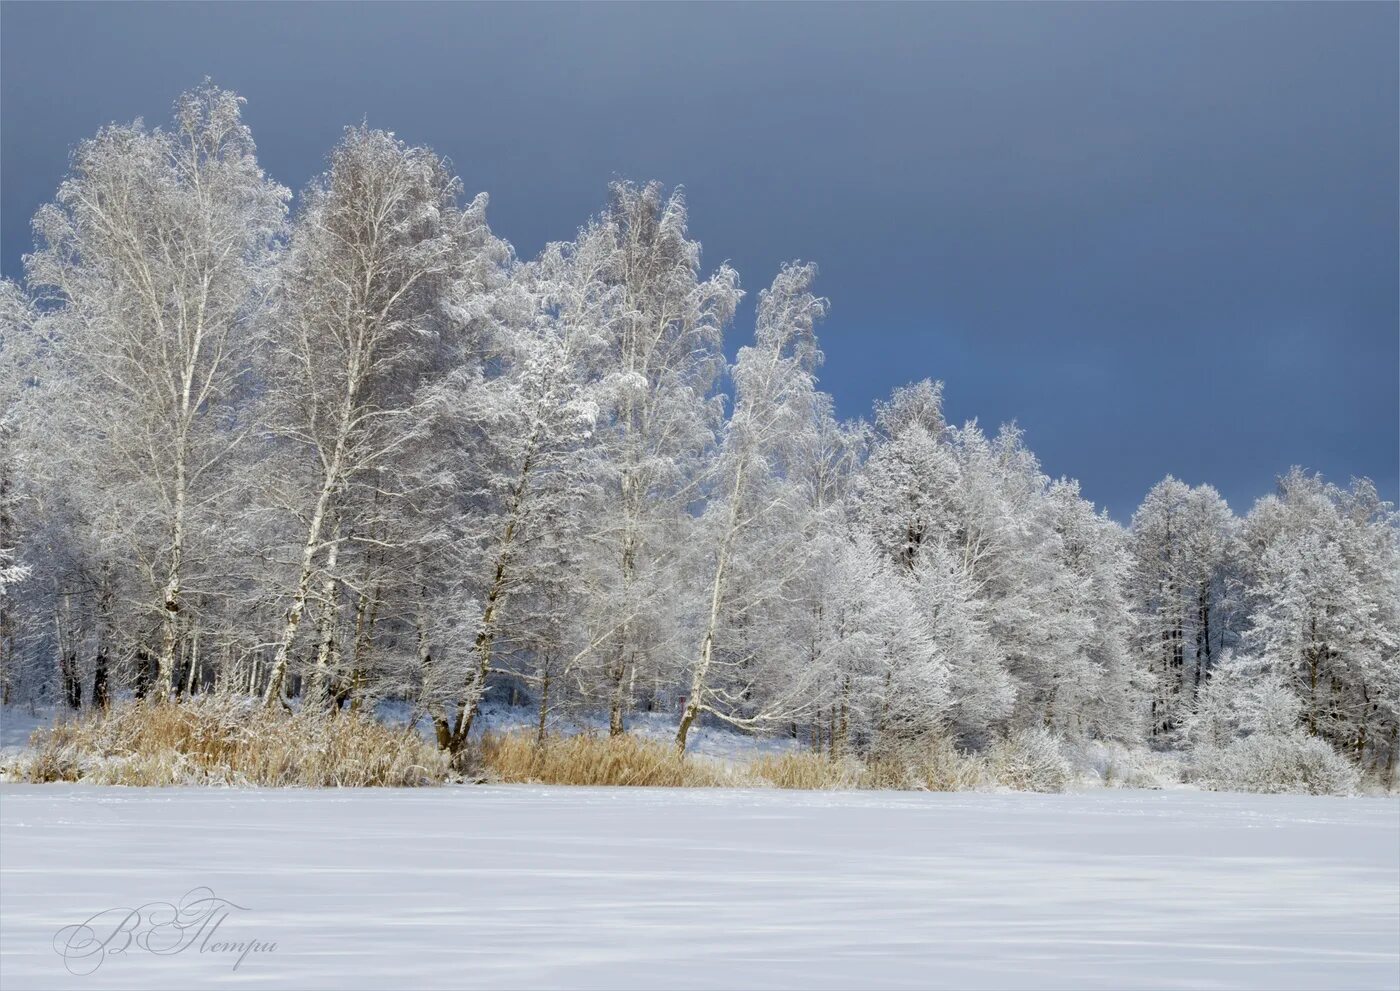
[1064, 739, 1184, 790]
[986, 727, 1072, 793]
[1191, 733, 1359, 796]
[1184, 654, 1359, 796]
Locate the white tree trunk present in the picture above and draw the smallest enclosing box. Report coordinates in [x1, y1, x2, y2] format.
[262, 474, 336, 704]
[676, 463, 746, 753]
[308, 531, 341, 706]
[153, 450, 187, 701]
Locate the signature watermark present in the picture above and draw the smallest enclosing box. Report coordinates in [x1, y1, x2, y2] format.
[52, 887, 278, 976]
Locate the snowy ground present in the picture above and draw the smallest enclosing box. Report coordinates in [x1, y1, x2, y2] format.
[1, 785, 1396, 990]
[0, 705, 48, 755]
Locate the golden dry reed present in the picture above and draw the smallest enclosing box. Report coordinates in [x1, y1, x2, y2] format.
[6, 695, 451, 787]
[5, 700, 1066, 792]
[477, 731, 736, 787]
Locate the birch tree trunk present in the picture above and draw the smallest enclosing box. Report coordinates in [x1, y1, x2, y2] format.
[676, 464, 745, 753]
[536, 670, 551, 745]
[263, 391, 354, 704]
[447, 430, 541, 752]
[263, 473, 336, 703]
[448, 538, 512, 751]
[153, 444, 187, 700]
[308, 527, 341, 706]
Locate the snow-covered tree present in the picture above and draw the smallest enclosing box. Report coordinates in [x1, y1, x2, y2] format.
[854, 379, 955, 573]
[1128, 477, 1239, 733]
[1042, 480, 1143, 740]
[23, 83, 288, 699]
[824, 535, 949, 760]
[0, 282, 37, 701]
[1186, 651, 1359, 795]
[567, 182, 742, 734]
[675, 262, 826, 752]
[1239, 470, 1398, 768]
[426, 244, 607, 751]
[258, 126, 495, 703]
[908, 539, 1012, 743]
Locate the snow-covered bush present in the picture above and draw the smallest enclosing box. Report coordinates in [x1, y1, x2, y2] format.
[1106, 753, 1181, 790]
[1063, 739, 1184, 790]
[1185, 654, 1302, 748]
[987, 727, 1072, 793]
[1184, 652, 1359, 795]
[1192, 733, 1359, 796]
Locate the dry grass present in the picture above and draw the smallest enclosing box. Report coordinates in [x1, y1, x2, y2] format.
[477, 731, 734, 787]
[4, 702, 1073, 794]
[480, 733, 991, 792]
[479, 732, 985, 791]
[748, 752, 870, 789]
[4, 695, 451, 787]
[910, 738, 993, 791]
[749, 739, 991, 791]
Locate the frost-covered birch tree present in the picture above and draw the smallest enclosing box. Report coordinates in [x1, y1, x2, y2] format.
[570, 182, 741, 734]
[0, 282, 38, 701]
[426, 245, 606, 751]
[259, 127, 494, 703]
[23, 83, 287, 699]
[675, 262, 827, 752]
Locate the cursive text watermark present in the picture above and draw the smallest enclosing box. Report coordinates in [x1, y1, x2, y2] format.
[52, 887, 277, 976]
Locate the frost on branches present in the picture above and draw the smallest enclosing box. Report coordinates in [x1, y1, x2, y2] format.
[0, 83, 1395, 788]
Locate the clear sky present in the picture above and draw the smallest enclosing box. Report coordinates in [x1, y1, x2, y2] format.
[2, 1, 1396, 520]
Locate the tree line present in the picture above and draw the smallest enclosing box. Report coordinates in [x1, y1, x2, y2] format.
[0, 84, 1395, 772]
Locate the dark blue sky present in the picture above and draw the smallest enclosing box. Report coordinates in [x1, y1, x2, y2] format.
[2, 2, 1396, 519]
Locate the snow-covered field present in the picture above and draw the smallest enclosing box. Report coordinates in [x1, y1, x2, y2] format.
[1, 785, 1396, 990]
